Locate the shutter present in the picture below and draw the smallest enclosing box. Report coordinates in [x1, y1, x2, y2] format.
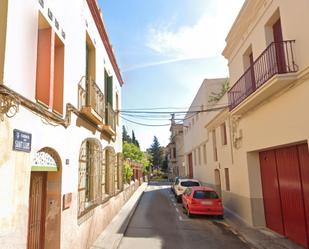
[36, 28, 54, 107]
[107, 75, 113, 106]
[53, 42, 64, 115]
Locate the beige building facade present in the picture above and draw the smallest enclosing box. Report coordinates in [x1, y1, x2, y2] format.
[214, 0, 309, 248]
[183, 78, 228, 183]
[0, 1, 141, 249]
[184, 1, 309, 247]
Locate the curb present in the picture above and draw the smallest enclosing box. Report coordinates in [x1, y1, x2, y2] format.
[90, 182, 147, 249]
[113, 191, 145, 249]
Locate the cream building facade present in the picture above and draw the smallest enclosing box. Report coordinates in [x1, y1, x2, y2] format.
[184, 1, 309, 247]
[221, 0, 309, 247]
[0, 1, 140, 249]
[183, 78, 228, 182]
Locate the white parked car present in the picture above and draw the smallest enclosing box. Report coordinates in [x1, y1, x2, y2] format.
[173, 178, 200, 202]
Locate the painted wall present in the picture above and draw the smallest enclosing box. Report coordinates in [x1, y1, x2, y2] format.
[0, 0, 124, 248]
[183, 78, 227, 183]
[220, 0, 309, 226]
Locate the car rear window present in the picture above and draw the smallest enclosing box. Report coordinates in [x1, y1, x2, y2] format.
[193, 191, 219, 199]
[180, 181, 200, 187]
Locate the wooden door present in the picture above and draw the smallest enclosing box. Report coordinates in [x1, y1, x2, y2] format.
[27, 172, 47, 249]
[260, 145, 309, 248]
[273, 19, 286, 73]
[249, 53, 256, 91]
[276, 146, 308, 247]
[188, 153, 193, 178]
[259, 150, 284, 235]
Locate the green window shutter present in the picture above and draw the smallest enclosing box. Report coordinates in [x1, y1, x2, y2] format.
[107, 75, 113, 106]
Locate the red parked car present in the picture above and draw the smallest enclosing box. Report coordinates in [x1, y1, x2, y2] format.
[182, 186, 224, 219]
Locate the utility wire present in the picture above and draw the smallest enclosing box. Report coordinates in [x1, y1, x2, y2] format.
[119, 106, 228, 114]
[120, 115, 172, 127]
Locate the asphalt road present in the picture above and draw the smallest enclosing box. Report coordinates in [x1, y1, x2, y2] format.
[118, 182, 252, 249]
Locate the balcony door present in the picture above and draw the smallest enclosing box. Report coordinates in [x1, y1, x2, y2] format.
[273, 19, 286, 73]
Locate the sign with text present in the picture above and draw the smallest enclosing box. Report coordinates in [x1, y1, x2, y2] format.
[13, 129, 32, 153]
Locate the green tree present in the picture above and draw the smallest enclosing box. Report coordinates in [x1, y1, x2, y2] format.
[122, 125, 131, 143]
[149, 136, 163, 170]
[132, 130, 140, 148]
[123, 141, 150, 172]
[208, 80, 230, 104]
[123, 161, 133, 183]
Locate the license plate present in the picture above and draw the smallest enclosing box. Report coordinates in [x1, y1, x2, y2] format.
[202, 201, 213, 205]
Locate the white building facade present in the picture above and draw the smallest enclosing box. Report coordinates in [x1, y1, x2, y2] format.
[0, 1, 137, 248]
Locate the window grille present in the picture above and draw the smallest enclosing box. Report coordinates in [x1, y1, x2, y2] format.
[78, 139, 102, 217]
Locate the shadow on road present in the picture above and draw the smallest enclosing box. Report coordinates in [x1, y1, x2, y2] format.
[117, 182, 251, 249]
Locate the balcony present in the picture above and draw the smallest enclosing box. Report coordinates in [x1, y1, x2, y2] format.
[103, 102, 116, 136]
[228, 40, 298, 112]
[78, 77, 105, 125]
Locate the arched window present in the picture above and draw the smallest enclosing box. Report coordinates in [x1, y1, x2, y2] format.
[116, 153, 123, 191]
[78, 139, 102, 217]
[104, 147, 116, 196]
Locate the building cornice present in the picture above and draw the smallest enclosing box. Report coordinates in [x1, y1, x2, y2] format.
[205, 109, 229, 131]
[86, 0, 124, 86]
[222, 0, 268, 59]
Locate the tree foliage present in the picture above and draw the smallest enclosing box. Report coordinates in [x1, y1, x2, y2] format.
[122, 125, 131, 143]
[149, 136, 164, 170]
[208, 80, 230, 104]
[123, 141, 150, 172]
[123, 161, 133, 183]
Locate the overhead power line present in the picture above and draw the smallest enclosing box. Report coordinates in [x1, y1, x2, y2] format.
[120, 105, 229, 127]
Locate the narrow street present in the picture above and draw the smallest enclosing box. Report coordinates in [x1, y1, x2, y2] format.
[118, 182, 252, 249]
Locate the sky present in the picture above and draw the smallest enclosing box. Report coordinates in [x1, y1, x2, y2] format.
[98, 0, 245, 151]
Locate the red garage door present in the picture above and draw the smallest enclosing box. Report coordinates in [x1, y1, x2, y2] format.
[260, 144, 309, 248]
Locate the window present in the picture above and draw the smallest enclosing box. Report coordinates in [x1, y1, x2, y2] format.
[117, 153, 123, 190]
[105, 147, 116, 196]
[203, 144, 207, 164]
[198, 147, 201, 165]
[173, 147, 176, 159]
[225, 168, 230, 191]
[104, 70, 116, 130]
[221, 122, 227, 145]
[36, 13, 64, 114]
[0, 0, 8, 82]
[193, 149, 197, 166]
[180, 181, 200, 187]
[116, 92, 119, 126]
[78, 139, 102, 217]
[212, 130, 218, 161]
[193, 191, 219, 199]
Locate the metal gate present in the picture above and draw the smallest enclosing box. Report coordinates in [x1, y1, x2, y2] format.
[259, 144, 309, 248]
[27, 172, 47, 249]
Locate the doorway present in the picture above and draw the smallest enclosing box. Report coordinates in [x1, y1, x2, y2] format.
[28, 148, 62, 249]
[260, 144, 309, 248]
[27, 172, 47, 249]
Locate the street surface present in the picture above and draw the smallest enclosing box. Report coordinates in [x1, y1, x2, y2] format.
[118, 182, 252, 249]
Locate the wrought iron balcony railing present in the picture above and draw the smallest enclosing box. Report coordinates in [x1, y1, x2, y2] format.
[78, 77, 105, 122]
[228, 40, 298, 110]
[106, 102, 116, 132]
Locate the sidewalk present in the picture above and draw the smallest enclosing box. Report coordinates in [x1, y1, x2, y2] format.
[223, 209, 304, 249]
[90, 182, 148, 249]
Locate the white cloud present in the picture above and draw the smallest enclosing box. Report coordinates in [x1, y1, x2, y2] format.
[146, 0, 245, 60]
